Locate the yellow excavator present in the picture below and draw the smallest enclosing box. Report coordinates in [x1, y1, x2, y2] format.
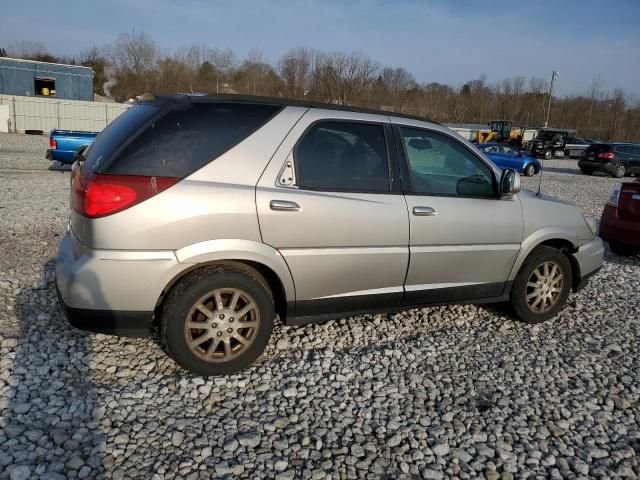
[477, 120, 527, 149]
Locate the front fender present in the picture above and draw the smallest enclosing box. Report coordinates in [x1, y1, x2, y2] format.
[175, 239, 296, 302]
[507, 227, 579, 281]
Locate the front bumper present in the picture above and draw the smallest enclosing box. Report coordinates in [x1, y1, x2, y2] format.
[55, 230, 182, 337]
[571, 236, 605, 291]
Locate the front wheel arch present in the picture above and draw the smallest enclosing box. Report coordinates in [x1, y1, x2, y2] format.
[510, 245, 574, 323]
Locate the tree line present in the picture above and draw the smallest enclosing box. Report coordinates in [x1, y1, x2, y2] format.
[3, 34, 639, 142]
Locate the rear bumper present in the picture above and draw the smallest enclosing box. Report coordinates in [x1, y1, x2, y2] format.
[600, 206, 640, 248]
[46, 149, 77, 164]
[578, 160, 615, 173]
[571, 236, 605, 290]
[56, 283, 153, 337]
[55, 229, 183, 337]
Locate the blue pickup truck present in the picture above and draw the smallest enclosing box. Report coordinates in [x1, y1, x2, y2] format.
[46, 130, 98, 164]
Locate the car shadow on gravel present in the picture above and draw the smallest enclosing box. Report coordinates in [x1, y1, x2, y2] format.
[4, 259, 104, 478]
[47, 162, 72, 172]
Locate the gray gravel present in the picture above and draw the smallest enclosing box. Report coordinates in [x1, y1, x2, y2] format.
[1, 132, 639, 479]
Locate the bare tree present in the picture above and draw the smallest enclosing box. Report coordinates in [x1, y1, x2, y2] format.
[278, 47, 312, 98]
[314, 52, 378, 105]
[585, 74, 603, 137]
[378, 67, 415, 112]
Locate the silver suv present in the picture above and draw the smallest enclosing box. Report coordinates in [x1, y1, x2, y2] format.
[56, 94, 604, 375]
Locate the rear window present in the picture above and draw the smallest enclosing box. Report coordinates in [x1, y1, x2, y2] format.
[585, 144, 613, 154]
[83, 104, 159, 173]
[104, 102, 281, 177]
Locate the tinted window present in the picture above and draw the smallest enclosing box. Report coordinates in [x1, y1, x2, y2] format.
[400, 127, 494, 197]
[106, 102, 281, 177]
[615, 145, 631, 155]
[83, 104, 159, 173]
[586, 144, 613, 155]
[634, 146, 640, 156]
[295, 121, 390, 192]
[501, 145, 518, 155]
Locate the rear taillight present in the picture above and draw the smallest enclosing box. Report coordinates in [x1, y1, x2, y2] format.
[50, 137, 57, 149]
[606, 183, 621, 208]
[597, 152, 614, 159]
[72, 173, 178, 218]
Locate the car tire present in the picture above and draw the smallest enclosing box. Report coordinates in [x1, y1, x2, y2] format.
[613, 163, 626, 178]
[524, 164, 536, 177]
[579, 168, 593, 175]
[609, 241, 640, 257]
[160, 265, 275, 376]
[544, 149, 553, 160]
[510, 246, 573, 324]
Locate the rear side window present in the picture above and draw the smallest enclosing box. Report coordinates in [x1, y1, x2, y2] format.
[105, 102, 281, 177]
[83, 104, 159, 173]
[295, 121, 390, 192]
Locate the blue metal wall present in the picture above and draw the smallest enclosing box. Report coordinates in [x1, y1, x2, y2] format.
[0, 58, 94, 101]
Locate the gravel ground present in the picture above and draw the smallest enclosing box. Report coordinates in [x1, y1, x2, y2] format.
[0, 131, 639, 479]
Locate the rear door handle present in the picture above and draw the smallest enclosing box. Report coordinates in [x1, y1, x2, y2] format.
[413, 206, 437, 216]
[270, 200, 300, 212]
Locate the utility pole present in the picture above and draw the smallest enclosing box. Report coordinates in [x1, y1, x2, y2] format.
[544, 70, 559, 128]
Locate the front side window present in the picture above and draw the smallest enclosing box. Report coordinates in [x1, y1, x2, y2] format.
[295, 121, 390, 192]
[400, 127, 494, 197]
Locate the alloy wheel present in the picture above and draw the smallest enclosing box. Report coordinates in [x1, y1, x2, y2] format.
[525, 261, 564, 313]
[184, 288, 260, 362]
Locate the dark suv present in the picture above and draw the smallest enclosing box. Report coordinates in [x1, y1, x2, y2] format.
[578, 143, 640, 178]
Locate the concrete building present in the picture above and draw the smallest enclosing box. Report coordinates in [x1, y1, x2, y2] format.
[0, 57, 94, 101]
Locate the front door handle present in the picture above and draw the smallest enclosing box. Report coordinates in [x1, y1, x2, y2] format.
[413, 206, 437, 216]
[270, 200, 300, 212]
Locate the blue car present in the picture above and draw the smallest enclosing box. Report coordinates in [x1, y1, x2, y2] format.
[46, 129, 98, 164]
[477, 142, 542, 177]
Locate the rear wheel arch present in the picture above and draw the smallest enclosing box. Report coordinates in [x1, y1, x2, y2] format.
[157, 260, 289, 323]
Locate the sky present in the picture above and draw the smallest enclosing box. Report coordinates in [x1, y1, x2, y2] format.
[2, 0, 639, 98]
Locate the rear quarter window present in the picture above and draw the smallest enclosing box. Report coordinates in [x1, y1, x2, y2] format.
[104, 102, 282, 177]
[83, 104, 159, 173]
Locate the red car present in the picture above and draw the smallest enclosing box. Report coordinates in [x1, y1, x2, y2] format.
[600, 179, 640, 256]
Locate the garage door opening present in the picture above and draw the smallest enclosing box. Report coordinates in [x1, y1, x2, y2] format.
[34, 77, 56, 96]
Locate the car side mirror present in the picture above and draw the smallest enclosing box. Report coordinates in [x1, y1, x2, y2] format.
[499, 168, 521, 196]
